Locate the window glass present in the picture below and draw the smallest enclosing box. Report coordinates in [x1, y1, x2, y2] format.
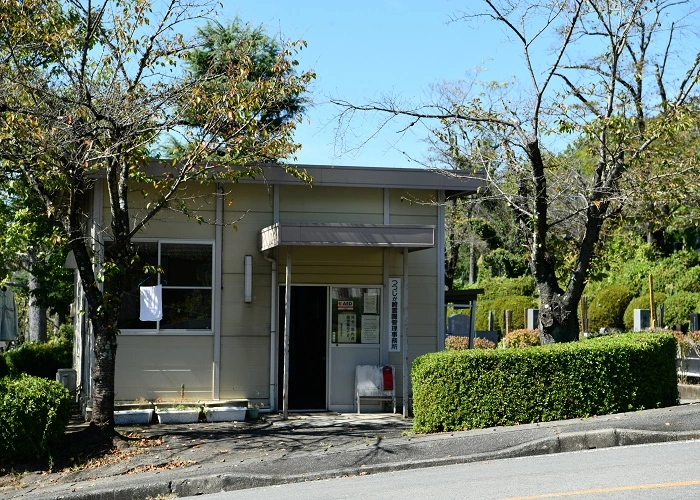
[161, 289, 212, 330]
[331, 287, 381, 344]
[160, 243, 212, 287]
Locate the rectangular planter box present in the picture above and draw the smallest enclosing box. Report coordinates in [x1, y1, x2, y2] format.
[114, 409, 154, 426]
[155, 407, 201, 424]
[204, 406, 247, 422]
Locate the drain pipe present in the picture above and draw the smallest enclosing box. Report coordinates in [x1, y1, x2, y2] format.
[263, 250, 278, 411]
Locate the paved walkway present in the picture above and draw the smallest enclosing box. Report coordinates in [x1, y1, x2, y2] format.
[4, 405, 700, 499]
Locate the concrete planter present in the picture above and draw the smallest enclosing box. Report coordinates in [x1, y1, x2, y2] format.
[204, 406, 247, 422]
[155, 407, 202, 424]
[114, 409, 154, 426]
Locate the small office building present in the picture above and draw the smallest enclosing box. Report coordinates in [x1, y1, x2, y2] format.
[72, 164, 479, 412]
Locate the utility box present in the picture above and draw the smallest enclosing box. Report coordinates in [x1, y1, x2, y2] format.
[633, 309, 650, 332]
[56, 368, 77, 393]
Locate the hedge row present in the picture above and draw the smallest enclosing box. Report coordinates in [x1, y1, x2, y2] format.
[1, 341, 72, 380]
[0, 375, 72, 466]
[411, 332, 678, 433]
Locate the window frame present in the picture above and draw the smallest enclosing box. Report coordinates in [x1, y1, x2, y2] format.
[116, 238, 216, 336]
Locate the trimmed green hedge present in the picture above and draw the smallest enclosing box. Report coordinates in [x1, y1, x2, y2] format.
[3, 341, 72, 379]
[411, 333, 678, 433]
[0, 375, 72, 466]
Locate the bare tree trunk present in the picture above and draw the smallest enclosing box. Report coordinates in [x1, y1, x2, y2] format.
[90, 323, 117, 429]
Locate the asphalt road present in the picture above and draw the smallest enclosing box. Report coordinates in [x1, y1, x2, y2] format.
[199, 440, 700, 499]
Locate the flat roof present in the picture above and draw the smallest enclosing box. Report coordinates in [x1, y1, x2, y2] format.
[134, 161, 482, 194]
[246, 164, 482, 193]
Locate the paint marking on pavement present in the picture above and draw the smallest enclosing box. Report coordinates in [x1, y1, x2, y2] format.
[502, 479, 700, 499]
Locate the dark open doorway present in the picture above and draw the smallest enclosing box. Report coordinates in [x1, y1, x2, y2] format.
[278, 286, 328, 410]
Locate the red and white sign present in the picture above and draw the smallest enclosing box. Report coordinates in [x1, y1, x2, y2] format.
[337, 300, 354, 310]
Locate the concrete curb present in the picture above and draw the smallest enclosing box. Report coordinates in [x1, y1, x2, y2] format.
[33, 428, 700, 500]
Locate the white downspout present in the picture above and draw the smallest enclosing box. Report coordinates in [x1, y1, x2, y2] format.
[263, 251, 277, 411]
[402, 247, 409, 418]
[266, 183, 280, 411]
[283, 246, 292, 420]
[437, 190, 446, 351]
[213, 183, 223, 400]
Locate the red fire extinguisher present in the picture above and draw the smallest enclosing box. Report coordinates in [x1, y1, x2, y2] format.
[382, 365, 394, 391]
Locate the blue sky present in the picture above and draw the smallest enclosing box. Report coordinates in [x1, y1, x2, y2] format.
[221, 1, 520, 168]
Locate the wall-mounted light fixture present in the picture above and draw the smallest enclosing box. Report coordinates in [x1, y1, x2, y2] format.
[244, 255, 253, 303]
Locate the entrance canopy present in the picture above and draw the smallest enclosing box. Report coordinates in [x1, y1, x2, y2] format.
[260, 222, 435, 252]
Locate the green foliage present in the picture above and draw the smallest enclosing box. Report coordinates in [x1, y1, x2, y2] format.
[475, 295, 536, 331]
[185, 18, 308, 136]
[589, 231, 655, 286]
[474, 298, 494, 331]
[3, 340, 72, 379]
[676, 267, 700, 294]
[411, 333, 678, 433]
[478, 276, 537, 299]
[588, 286, 635, 332]
[644, 251, 700, 296]
[623, 293, 667, 331]
[54, 323, 74, 343]
[0, 354, 7, 378]
[504, 329, 541, 347]
[481, 248, 529, 278]
[662, 292, 700, 328]
[0, 375, 72, 466]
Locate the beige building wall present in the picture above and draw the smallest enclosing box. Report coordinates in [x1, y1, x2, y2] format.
[219, 184, 274, 401]
[109, 183, 218, 402]
[115, 335, 214, 402]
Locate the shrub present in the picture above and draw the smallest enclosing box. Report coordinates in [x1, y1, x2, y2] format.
[3, 340, 72, 379]
[623, 293, 667, 331]
[588, 286, 635, 332]
[411, 332, 678, 433]
[481, 249, 529, 279]
[473, 337, 497, 349]
[54, 323, 75, 344]
[504, 329, 541, 348]
[0, 355, 7, 378]
[474, 298, 494, 331]
[0, 375, 72, 466]
[478, 276, 536, 299]
[662, 292, 700, 328]
[445, 336, 470, 351]
[676, 266, 700, 294]
[445, 336, 496, 350]
[647, 255, 697, 296]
